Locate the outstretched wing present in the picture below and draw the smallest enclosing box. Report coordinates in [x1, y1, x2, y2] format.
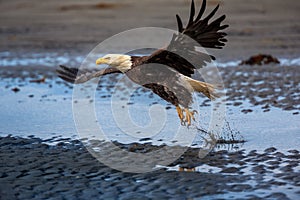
[56, 65, 121, 84]
[176, 0, 228, 49]
[143, 0, 228, 77]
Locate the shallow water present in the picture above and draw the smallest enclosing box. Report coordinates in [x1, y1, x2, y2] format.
[0, 78, 77, 138]
[1, 51, 299, 152]
[226, 101, 300, 152]
[0, 74, 299, 153]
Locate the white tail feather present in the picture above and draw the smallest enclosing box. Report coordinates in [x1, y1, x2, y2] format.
[183, 76, 219, 100]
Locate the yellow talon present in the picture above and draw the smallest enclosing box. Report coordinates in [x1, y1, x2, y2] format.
[176, 106, 198, 126]
[184, 108, 198, 126]
[176, 106, 184, 124]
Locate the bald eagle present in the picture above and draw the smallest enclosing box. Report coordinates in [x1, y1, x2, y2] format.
[57, 0, 228, 126]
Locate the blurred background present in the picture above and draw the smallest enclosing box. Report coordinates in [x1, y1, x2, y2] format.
[1, 0, 299, 62]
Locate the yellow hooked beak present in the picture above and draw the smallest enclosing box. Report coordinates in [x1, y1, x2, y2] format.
[96, 57, 108, 65]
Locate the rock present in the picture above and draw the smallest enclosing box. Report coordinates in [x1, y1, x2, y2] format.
[252, 165, 267, 174]
[241, 109, 253, 114]
[287, 149, 299, 154]
[264, 192, 289, 200]
[240, 54, 280, 65]
[229, 184, 252, 192]
[264, 147, 277, 153]
[11, 87, 20, 92]
[221, 167, 240, 173]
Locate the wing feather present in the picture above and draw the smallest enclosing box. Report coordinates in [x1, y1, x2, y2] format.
[195, 0, 206, 21]
[142, 0, 228, 77]
[187, 0, 196, 27]
[176, 14, 183, 32]
[182, 1, 227, 49]
[56, 65, 121, 84]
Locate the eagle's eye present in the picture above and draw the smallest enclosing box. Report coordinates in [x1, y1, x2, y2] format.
[105, 57, 111, 60]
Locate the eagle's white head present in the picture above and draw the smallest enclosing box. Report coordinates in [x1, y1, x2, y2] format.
[96, 54, 132, 73]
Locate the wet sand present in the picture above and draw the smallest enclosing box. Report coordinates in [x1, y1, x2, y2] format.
[1, 136, 300, 199]
[1, 0, 300, 199]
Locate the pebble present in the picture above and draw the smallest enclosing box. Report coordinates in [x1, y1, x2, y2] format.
[247, 150, 258, 157]
[11, 87, 20, 92]
[221, 167, 240, 173]
[265, 192, 289, 200]
[241, 109, 253, 114]
[229, 184, 252, 192]
[252, 165, 267, 174]
[264, 147, 277, 153]
[268, 180, 286, 186]
[287, 149, 299, 154]
[273, 152, 285, 158]
[139, 138, 152, 142]
[280, 166, 294, 172]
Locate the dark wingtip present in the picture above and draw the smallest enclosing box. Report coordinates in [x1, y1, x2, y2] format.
[56, 65, 79, 83]
[219, 38, 228, 42]
[58, 65, 68, 70]
[220, 24, 229, 30]
[204, 4, 219, 22]
[196, 0, 206, 21]
[187, 0, 195, 26]
[57, 74, 75, 83]
[176, 14, 183, 32]
[58, 65, 70, 72]
[218, 15, 226, 23]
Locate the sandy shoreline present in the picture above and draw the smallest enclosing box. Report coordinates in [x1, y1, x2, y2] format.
[1, 0, 299, 60]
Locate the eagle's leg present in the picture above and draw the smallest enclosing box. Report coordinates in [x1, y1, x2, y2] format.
[176, 106, 185, 125]
[184, 108, 198, 126]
